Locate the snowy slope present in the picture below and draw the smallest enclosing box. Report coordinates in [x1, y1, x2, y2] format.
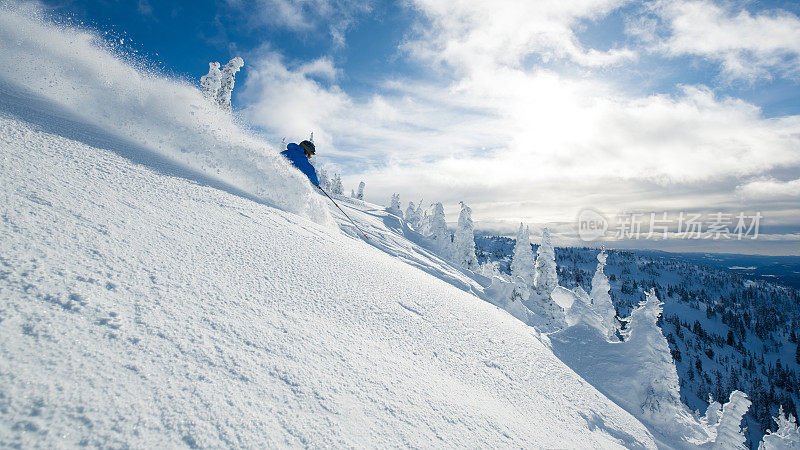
[323, 196, 538, 326]
[0, 107, 658, 447]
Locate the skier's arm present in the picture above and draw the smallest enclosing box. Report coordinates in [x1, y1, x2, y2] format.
[298, 159, 320, 186]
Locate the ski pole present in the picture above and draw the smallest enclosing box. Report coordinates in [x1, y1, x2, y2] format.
[317, 185, 368, 239]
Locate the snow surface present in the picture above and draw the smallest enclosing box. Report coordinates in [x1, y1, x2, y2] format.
[0, 104, 656, 446]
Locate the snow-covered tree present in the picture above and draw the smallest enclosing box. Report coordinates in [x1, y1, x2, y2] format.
[356, 181, 365, 200]
[417, 206, 432, 236]
[350, 189, 356, 198]
[331, 174, 343, 195]
[388, 194, 402, 216]
[404, 201, 416, 225]
[759, 405, 800, 449]
[427, 202, 451, 258]
[525, 289, 567, 332]
[590, 249, 618, 341]
[217, 57, 244, 111]
[452, 202, 478, 270]
[524, 227, 565, 330]
[533, 227, 558, 297]
[712, 391, 751, 449]
[414, 202, 425, 230]
[200, 62, 221, 101]
[510, 223, 535, 288]
[633, 293, 682, 425]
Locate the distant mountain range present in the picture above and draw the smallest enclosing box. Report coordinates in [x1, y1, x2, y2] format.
[634, 250, 800, 289]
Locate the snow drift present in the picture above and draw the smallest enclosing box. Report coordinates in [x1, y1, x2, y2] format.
[0, 3, 331, 225]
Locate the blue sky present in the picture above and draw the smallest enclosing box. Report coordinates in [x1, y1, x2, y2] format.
[36, 0, 800, 254]
[45, 0, 799, 114]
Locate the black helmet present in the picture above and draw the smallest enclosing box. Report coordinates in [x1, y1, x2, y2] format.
[300, 140, 316, 156]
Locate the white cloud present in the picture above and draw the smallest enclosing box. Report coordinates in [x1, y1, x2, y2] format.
[736, 177, 800, 199]
[298, 57, 339, 81]
[240, 51, 350, 151]
[403, 0, 637, 71]
[642, 0, 800, 82]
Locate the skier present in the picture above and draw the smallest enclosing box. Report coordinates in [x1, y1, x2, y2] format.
[282, 139, 369, 238]
[281, 140, 319, 186]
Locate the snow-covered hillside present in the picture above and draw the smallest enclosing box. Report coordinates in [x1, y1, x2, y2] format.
[6, 4, 800, 448]
[0, 6, 662, 447]
[0, 111, 661, 447]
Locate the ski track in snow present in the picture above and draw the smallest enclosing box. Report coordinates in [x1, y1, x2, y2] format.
[0, 113, 657, 447]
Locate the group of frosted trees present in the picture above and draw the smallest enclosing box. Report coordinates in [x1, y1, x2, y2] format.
[381, 194, 796, 447]
[508, 225, 566, 331]
[502, 228, 758, 444]
[506, 229, 621, 337]
[200, 57, 244, 111]
[381, 196, 478, 271]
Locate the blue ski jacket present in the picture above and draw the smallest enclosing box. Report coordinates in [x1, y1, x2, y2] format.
[281, 143, 319, 186]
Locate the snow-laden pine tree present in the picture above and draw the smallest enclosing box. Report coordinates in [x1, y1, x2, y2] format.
[510, 224, 535, 288]
[217, 57, 244, 111]
[404, 201, 416, 225]
[200, 62, 221, 101]
[417, 206, 432, 236]
[356, 181, 365, 200]
[427, 203, 451, 258]
[413, 202, 425, 230]
[388, 194, 402, 216]
[524, 227, 565, 331]
[590, 249, 618, 341]
[350, 189, 356, 198]
[533, 227, 558, 297]
[631, 291, 684, 426]
[484, 275, 531, 323]
[712, 391, 751, 449]
[331, 174, 343, 195]
[452, 202, 478, 270]
[759, 405, 800, 449]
